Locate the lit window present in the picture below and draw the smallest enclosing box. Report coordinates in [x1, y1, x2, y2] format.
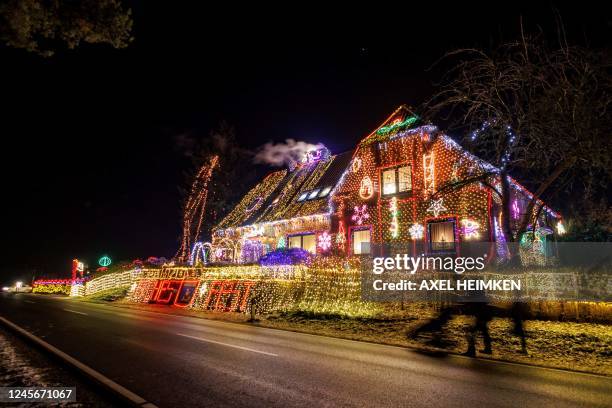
[297, 192, 308, 202]
[428, 221, 455, 252]
[308, 189, 320, 200]
[382, 165, 412, 196]
[318, 186, 332, 198]
[382, 169, 396, 195]
[288, 234, 316, 254]
[398, 166, 412, 192]
[302, 234, 316, 253]
[352, 229, 371, 255]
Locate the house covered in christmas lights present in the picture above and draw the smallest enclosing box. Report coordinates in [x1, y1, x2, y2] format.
[207, 106, 563, 264]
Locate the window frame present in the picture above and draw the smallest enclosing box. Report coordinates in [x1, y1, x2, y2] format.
[287, 233, 317, 254]
[380, 164, 412, 197]
[350, 226, 372, 255]
[427, 219, 457, 253]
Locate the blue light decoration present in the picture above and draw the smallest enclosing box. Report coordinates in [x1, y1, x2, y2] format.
[259, 248, 312, 266]
[98, 255, 112, 267]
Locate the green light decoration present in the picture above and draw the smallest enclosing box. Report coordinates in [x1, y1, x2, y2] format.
[376, 115, 419, 135]
[98, 256, 112, 267]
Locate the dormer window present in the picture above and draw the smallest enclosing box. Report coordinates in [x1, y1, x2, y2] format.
[318, 186, 332, 198]
[308, 189, 320, 199]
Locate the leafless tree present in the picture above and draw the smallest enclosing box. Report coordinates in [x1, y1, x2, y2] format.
[424, 23, 611, 242]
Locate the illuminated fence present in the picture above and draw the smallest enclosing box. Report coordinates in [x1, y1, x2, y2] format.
[81, 268, 155, 296]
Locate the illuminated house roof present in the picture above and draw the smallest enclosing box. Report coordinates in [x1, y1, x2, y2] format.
[216, 149, 354, 229]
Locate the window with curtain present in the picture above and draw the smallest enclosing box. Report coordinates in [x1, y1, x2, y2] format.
[352, 229, 371, 254]
[287, 234, 316, 254]
[428, 221, 455, 251]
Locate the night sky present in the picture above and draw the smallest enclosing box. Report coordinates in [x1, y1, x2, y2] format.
[1, 2, 609, 285]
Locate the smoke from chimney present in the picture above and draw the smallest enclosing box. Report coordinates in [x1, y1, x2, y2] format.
[253, 139, 324, 168]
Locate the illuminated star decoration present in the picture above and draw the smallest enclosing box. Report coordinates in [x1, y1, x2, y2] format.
[426, 198, 447, 217]
[317, 232, 332, 251]
[352, 204, 370, 225]
[409, 223, 424, 239]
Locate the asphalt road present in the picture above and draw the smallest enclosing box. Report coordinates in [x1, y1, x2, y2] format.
[0, 293, 610, 408]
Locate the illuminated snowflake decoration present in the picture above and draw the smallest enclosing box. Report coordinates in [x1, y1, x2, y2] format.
[426, 198, 447, 217]
[461, 219, 480, 239]
[351, 204, 370, 225]
[318, 232, 332, 251]
[409, 223, 424, 239]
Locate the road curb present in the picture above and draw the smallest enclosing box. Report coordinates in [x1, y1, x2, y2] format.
[0, 315, 158, 408]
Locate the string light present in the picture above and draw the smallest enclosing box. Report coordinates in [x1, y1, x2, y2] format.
[177, 155, 219, 263]
[389, 197, 399, 238]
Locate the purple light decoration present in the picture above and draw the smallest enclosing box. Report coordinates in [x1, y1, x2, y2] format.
[241, 240, 265, 264]
[259, 248, 312, 266]
[511, 200, 520, 219]
[352, 204, 369, 225]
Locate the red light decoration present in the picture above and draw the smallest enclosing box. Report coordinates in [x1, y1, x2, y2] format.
[203, 280, 256, 312]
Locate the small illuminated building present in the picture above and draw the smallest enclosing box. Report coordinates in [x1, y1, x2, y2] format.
[210, 106, 563, 263]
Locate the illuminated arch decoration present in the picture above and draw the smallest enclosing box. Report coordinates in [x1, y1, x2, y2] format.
[189, 242, 211, 266]
[351, 204, 370, 225]
[409, 223, 424, 239]
[359, 176, 374, 199]
[98, 256, 112, 267]
[426, 198, 447, 217]
[461, 219, 480, 239]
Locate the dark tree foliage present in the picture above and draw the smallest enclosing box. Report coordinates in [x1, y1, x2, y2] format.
[0, 0, 132, 56]
[424, 23, 611, 242]
[179, 122, 259, 242]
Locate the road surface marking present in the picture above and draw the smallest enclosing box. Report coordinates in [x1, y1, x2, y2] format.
[24, 300, 36, 303]
[177, 333, 278, 357]
[63, 309, 88, 316]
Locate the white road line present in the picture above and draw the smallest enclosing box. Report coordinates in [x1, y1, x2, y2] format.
[0, 316, 157, 407]
[176, 333, 278, 357]
[63, 309, 88, 316]
[24, 300, 36, 303]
